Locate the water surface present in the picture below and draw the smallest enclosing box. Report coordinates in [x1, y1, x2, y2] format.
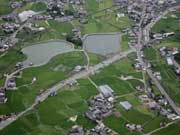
[22, 41, 74, 67]
[83, 33, 121, 56]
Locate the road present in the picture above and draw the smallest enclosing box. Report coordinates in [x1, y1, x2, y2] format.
[1, 11, 44, 50]
[143, 6, 180, 43]
[1, 18, 28, 46]
[136, 5, 180, 116]
[0, 49, 135, 130]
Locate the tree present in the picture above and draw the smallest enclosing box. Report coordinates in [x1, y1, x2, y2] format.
[175, 30, 180, 41]
[174, 52, 180, 64]
[66, 34, 82, 47]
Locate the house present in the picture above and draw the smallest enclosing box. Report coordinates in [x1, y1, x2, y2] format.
[16, 62, 23, 69]
[117, 13, 125, 18]
[0, 88, 7, 104]
[2, 13, 17, 21]
[153, 72, 162, 80]
[70, 122, 112, 135]
[172, 48, 179, 55]
[7, 77, 16, 89]
[147, 101, 157, 109]
[139, 95, 151, 103]
[116, 13, 125, 21]
[120, 101, 132, 110]
[166, 57, 173, 65]
[167, 113, 180, 120]
[74, 65, 84, 72]
[10, 1, 22, 9]
[163, 32, 175, 37]
[160, 49, 167, 56]
[70, 125, 85, 135]
[134, 63, 142, 70]
[66, 79, 78, 87]
[50, 91, 57, 97]
[1, 23, 20, 33]
[136, 85, 145, 92]
[0, 44, 6, 52]
[86, 93, 115, 121]
[175, 67, 180, 75]
[153, 33, 163, 40]
[126, 123, 142, 131]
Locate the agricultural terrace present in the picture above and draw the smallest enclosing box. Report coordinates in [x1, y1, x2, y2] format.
[0, 79, 99, 135]
[0, 51, 87, 115]
[152, 122, 180, 135]
[0, 53, 169, 135]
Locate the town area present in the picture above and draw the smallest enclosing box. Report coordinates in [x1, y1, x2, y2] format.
[0, 0, 180, 135]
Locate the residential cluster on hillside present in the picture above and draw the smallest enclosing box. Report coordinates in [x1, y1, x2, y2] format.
[159, 47, 180, 75]
[0, 0, 88, 53]
[70, 84, 116, 135]
[116, 0, 178, 48]
[86, 85, 115, 121]
[70, 122, 113, 135]
[138, 88, 180, 121]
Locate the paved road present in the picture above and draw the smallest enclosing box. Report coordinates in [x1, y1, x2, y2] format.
[0, 49, 134, 130]
[136, 5, 180, 116]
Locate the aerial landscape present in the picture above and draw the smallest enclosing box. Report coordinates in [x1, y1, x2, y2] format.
[0, 0, 180, 135]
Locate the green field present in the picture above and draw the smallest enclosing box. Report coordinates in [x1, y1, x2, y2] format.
[0, 79, 98, 135]
[143, 116, 169, 133]
[82, 12, 132, 34]
[0, 0, 12, 15]
[88, 52, 104, 65]
[0, 1, 179, 135]
[91, 57, 143, 95]
[0, 56, 154, 135]
[152, 11, 180, 33]
[142, 12, 180, 132]
[152, 122, 180, 135]
[0, 49, 26, 86]
[0, 51, 87, 115]
[16, 2, 47, 13]
[152, 11, 180, 43]
[89, 56, 169, 134]
[144, 46, 180, 105]
[72, 3, 133, 35]
[144, 10, 180, 106]
[84, 0, 113, 13]
[104, 115, 130, 134]
[121, 34, 130, 51]
[0, 53, 170, 135]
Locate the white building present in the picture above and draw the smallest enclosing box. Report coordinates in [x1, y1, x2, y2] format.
[99, 85, 114, 97]
[18, 10, 36, 22]
[120, 101, 132, 110]
[167, 114, 180, 121]
[166, 57, 173, 65]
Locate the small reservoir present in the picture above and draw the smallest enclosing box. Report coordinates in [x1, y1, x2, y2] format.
[22, 41, 74, 67]
[83, 33, 121, 56]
